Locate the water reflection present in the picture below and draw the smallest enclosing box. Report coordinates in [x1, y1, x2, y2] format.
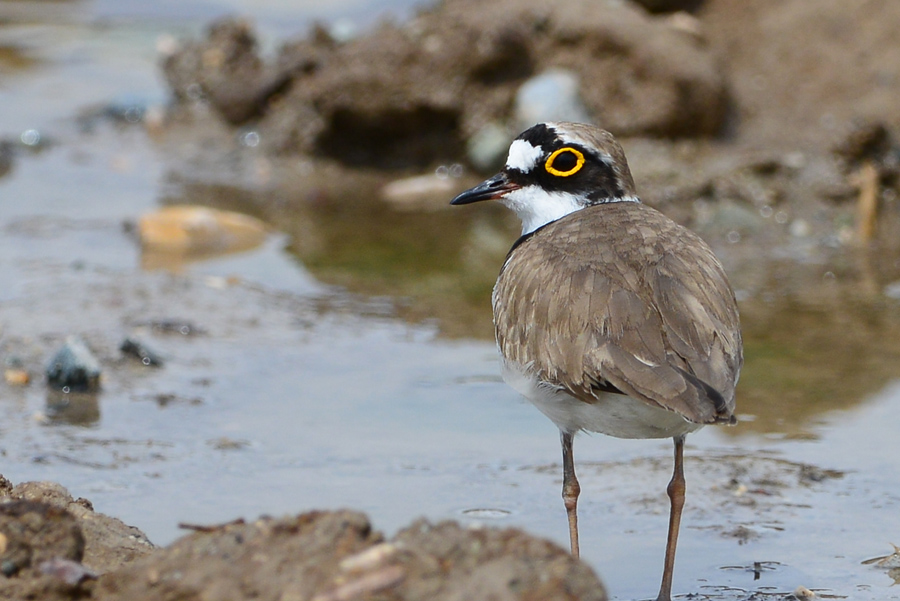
[160, 167, 900, 438]
[45, 390, 101, 426]
[734, 255, 900, 436]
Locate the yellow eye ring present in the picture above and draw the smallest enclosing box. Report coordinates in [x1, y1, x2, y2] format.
[545, 147, 585, 177]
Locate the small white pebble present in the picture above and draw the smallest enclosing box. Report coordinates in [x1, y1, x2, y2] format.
[782, 151, 806, 170]
[789, 219, 811, 238]
[203, 276, 228, 290]
[156, 34, 180, 57]
[339, 543, 398, 573]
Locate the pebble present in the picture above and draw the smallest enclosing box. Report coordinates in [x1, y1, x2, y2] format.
[514, 69, 591, 131]
[466, 122, 512, 172]
[708, 201, 764, 233]
[789, 219, 811, 238]
[46, 336, 101, 391]
[120, 338, 165, 367]
[380, 173, 458, 209]
[338, 543, 398, 572]
[4, 368, 29, 386]
[792, 585, 816, 600]
[884, 281, 900, 300]
[138, 205, 268, 255]
[39, 558, 97, 585]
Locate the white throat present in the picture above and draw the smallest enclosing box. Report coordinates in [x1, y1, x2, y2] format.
[500, 186, 585, 235]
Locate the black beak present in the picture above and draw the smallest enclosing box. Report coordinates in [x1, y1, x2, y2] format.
[450, 172, 519, 205]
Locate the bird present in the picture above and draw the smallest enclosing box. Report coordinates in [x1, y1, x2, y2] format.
[450, 122, 742, 601]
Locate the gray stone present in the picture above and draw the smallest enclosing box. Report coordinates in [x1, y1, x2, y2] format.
[467, 122, 513, 172]
[514, 69, 591, 130]
[46, 336, 101, 391]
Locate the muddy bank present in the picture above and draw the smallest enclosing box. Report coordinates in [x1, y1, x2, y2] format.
[0, 476, 154, 599]
[161, 1, 727, 164]
[1, 475, 606, 601]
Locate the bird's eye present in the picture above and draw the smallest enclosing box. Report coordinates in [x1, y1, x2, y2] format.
[544, 147, 585, 177]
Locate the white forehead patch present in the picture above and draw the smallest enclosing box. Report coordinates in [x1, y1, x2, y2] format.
[505, 139, 544, 173]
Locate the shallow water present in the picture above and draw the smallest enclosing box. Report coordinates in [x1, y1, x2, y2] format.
[2, 2, 900, 600]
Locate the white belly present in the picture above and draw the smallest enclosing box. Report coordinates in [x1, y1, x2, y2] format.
[501, 358, 703, 439]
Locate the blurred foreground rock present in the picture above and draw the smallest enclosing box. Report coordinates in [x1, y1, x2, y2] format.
[0, 478, 155, 600]
[0, 476, 606, 601]
[98, 512, 606, 601]
[162, 0, 728, 169]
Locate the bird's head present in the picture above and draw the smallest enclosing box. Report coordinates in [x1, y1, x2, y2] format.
[451, 122, 639, 235]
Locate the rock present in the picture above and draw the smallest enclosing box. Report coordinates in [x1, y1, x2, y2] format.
[791, 585, 816, 600]
[391, 519, 607, 601]
[137, 205, 267, 256]
[1, 477, 605, 601]
[467, 122, 513, 172]
[9, 482, 76, 509]
[380, 173, 460, 210]
[76, 95, 163, 131]
[789, 218, 811, 238]
[94, 511, 607, 601]
[884, 281, 900, 300]
[514, 69, 591, 131]
[95, 511, 381, 601]
[38, 557, 97, 586]
[834, 121, 893, 165]
[4, 368, 29, 386]
[706, 201, 765, 234]
[163, 1, 728, 169]
[535, 0, 725, 137]
[6, 481, 156, 573]
[46, 336, 101, 392]
[133, 318, 207, 336]
[120, 337, 165, 367]
[0, 500, 84, 577]
[161, 18, 300, 125]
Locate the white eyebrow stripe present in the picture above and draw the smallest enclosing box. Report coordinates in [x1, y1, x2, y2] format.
[547, 122, 582, 147]
[505, 139, 543, 172]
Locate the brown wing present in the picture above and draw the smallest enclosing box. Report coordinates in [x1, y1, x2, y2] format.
[493, 201, 742, 424]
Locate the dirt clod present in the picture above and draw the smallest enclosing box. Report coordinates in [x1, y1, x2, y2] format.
[5, 481, 155, 575]
[95, 511, 606, 601]
[164, 0, 728, 168]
